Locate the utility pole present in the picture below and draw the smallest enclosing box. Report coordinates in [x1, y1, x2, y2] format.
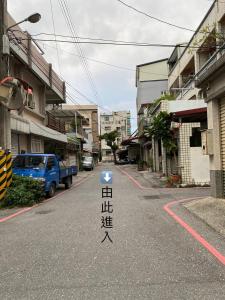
[0, 0, 11, 149]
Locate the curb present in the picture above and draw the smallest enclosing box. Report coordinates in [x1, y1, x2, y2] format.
[164, 198, 225, 266]
[118, 166, 225, 266]
[116, 166, 153, 190]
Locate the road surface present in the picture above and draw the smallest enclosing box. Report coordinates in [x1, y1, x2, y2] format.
[0, 164, 225, 299]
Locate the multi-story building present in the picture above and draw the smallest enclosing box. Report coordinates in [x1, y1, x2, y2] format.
[47, 109, 89, 169]
[5, 13, 67, 157]
[136, 59, 168, 168]
[100, 111, 131, 161]
[166, 0, 225, 190]
[61, 104, 100, 162]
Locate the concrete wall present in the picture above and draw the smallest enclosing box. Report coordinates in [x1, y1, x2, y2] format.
[136, 80, 168, 111]
[190, 147, 210, 184]
[138, 60, 168, 82]
[178, 122, 210, 185]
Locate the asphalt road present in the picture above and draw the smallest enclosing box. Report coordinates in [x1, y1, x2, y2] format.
[0, 164, 225, 299]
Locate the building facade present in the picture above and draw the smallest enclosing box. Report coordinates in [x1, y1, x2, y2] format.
[136, 59, 168, 168]
[62, 104, 100, 162]
[5, 13, 67, 157]
[100, 111, 131, 161]
[166, 0, 225, 194]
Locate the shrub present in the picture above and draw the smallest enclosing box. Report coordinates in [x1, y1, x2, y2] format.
[1, 175, 45, 208]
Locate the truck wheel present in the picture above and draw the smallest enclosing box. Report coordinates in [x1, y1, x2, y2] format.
[65, 176, 72, 189]
[47, 183, 56, 198]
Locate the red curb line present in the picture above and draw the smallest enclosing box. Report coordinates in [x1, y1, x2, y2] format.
[116, 166, 153, 190]
[0, 173, 92, 223]
[164, 199, 225, 266]
[118, 166, 225, 266]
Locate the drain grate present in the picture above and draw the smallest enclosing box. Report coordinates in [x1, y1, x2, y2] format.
[36, 210, 53, 215]
[143, 195, 160, 200]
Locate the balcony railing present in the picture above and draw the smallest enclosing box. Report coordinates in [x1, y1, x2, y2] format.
[7, 14, 65, 101]
[196, 44, 225, 81]
[46, 112, 66, 134]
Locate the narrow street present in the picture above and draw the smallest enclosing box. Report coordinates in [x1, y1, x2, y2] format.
[0, 164, 225, 299]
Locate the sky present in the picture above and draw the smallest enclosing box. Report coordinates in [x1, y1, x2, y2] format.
[8, 0, 213, 132]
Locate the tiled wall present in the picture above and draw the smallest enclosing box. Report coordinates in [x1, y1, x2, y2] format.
[178, 122, 200, 184]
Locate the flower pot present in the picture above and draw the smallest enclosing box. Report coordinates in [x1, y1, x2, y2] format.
[170, 174, 181, 184]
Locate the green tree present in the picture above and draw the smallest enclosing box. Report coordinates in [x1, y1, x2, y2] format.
[145, 112, 178, 171]
[100, 130, 119, 164]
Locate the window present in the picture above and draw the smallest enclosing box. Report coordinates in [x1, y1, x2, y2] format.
[47, 157, 56, 168]
[105, 126, 111, 131]
[31, 139, 42, 153]
[190, 128, 202, 147]
[104, 116, 109, 121]
[13, 155, 46, 169]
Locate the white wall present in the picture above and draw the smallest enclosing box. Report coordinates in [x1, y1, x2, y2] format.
[190, 147, 210, 184]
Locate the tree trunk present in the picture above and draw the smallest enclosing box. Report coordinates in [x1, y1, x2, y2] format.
[112, 150, 117, 164]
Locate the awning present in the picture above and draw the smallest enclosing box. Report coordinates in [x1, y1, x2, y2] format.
[30, 122, 67, 143]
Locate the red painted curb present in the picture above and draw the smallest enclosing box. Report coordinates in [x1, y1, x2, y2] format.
[164, 198, 225, 266]
[116, 166, 153, 190]
[0, 173, 92, 223]
[118, 166, 225, 266]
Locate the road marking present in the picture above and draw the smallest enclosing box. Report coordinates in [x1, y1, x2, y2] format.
[0, 173, 93, 223]
[164, 199, 225, 266]
[116, 166, 153, 190]
[118, 166, 225, 266]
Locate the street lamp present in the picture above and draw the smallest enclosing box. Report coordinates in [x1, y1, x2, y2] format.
[7, 13, 41, 31]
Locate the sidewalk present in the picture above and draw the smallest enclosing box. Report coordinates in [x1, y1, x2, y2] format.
[183, 197, 225, 238]
[120, 164, 167, 188]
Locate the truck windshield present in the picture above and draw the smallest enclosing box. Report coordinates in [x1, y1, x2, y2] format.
[13, 156, 46, 169]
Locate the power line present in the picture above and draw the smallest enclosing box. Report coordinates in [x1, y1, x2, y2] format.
[58, 0, 102, 105]
[21, 37, 218, 49]
[114, 0, 195, 32]
[49, 0, 61, 75]
[43, 42, 171, 77]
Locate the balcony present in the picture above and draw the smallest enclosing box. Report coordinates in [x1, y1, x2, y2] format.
[7, 14, 65, 104]
[196, 43, 225, 87]
[46, 111, 66, 134]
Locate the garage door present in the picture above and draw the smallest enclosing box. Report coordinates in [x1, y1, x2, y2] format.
[220, 99, 225, 194]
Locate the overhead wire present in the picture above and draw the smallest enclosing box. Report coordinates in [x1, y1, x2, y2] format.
[114, 0, 195, 32]
[49, 0, 61, 75]
[20, 37, 221, 49]
[58, 0, 102, 105]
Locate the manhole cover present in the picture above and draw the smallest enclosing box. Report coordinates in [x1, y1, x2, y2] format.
[36, 210, 53, 215]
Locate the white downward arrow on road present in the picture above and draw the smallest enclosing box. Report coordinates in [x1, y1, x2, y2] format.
[104, 172, 111, 182]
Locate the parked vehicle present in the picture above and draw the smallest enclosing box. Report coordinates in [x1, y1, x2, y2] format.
[12, 154, 77, 197]
[82, 156, 94, 170]
[116, 157, 129, 165]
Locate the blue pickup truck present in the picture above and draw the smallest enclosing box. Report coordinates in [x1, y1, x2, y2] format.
[12, 154, 77, 197]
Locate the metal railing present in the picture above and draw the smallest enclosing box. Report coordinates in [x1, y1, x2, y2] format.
[46, 112, 66, 134]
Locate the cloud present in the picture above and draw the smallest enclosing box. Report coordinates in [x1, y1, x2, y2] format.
[8, 0, 213, 132]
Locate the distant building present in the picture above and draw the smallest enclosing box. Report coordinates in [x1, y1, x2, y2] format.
[100, 111, 131, 161]
[62, 104, 100, 163]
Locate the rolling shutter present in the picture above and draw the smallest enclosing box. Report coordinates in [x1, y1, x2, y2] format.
[220, 99, 225, 194]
